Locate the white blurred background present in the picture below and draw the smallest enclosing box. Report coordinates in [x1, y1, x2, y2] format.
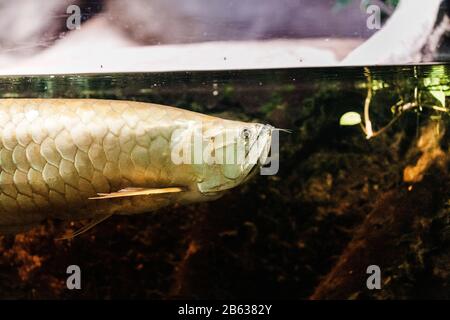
[0, 0, 447, 74]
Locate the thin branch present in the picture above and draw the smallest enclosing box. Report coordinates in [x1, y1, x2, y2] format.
[363, 67, 374, 139]
[370, 113, 401, 137]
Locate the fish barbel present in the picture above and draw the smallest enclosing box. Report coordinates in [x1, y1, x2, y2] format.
[0, 99, 273, 234]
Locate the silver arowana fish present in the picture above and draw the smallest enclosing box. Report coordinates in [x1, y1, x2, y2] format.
[0, 99, 273, 236]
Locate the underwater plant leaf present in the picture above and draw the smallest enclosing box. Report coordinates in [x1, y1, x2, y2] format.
[339, 112, 361, 126]
[371, 79, 386, 91]
[430, 90, 446, 107]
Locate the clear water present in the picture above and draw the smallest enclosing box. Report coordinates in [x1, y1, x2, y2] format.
[0, 64, 449, 299]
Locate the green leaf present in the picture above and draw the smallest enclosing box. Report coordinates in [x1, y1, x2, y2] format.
[371, 79, 386, 91]
[430, 90, 446, 107]
[340, 112, 361, 126]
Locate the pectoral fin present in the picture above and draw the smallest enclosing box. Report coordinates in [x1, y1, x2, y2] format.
[56, 214, 113, 240]
[89, 187, 183, 200]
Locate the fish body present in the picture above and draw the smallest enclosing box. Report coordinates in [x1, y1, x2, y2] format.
[0, 99, 272, 233]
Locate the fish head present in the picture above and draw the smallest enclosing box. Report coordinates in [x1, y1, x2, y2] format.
[193, 121, 274, 194]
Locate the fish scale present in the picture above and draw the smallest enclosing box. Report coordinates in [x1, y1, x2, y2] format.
[0, 98, 271, 235]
